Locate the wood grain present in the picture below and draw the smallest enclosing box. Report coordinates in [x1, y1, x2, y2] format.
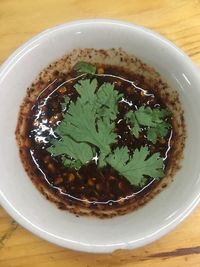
[0, 0, 200, 266]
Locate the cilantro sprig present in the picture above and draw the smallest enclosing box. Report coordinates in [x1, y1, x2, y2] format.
[73, 61, 96, 74]
[125, 106, 172, 144]
[47, 135, 94, 169]
[47, 63, 172, 187]
[106, 146, 164, 186]
[47, 78, 122, 168]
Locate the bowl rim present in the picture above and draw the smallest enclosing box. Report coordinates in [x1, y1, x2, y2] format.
[0, 19, 200, 253]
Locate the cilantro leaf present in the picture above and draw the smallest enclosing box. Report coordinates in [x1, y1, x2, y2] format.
[62, 106, 116, 164]
[135, 106, 157, 127]
[146, 128, 157, 144]
[74, 79, 97, 104]
[125, 106, 172, 144]
[147, 121, 170, 143]
[96, 82, 122, 120]
[153, 108, 172, 119]
[106, 146, 164, 187]
[125, 112, 140, 138]
[49, 79, 120, 167]
[73, 61, 96, 74]
[47, 135, 94, 169]
[61, 156, 82, 169]
[55, 96, 117, 156]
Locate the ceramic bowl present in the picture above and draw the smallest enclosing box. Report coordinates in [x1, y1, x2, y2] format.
[0, 19, 200, 253]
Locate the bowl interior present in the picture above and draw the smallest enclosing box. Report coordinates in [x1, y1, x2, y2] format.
[0, 20, 200, 253]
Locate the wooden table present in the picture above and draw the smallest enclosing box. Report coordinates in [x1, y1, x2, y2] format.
[0, 1, 200, 266]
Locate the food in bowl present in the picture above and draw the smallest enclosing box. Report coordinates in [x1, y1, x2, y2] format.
[16, 48, 185, 218]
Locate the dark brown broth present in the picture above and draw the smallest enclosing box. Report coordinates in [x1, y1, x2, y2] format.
[26, 65, 173, 209]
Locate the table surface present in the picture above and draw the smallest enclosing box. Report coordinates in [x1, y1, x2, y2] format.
[1, 0, 200, 266]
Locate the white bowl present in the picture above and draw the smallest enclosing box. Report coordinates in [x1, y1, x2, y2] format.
[0, 19, 200, 253]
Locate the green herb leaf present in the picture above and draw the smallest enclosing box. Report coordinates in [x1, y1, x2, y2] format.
[146, 128, 157, 144]
[147, 121, 170, 144]
[125, 112, 140, 138]
[74, 79, 97, 104]
[55, 94, 117, 157]
[49, 78, 120, 167]
[73, 61, 96, 74]
[47, 135, 94, 169]
[106, 146, 164, 186]
[125, 106, 172, 144]
[96, 82, 122, 120]
[61, 157, 82, 169]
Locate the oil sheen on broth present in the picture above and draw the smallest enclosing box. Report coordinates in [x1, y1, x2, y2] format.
[16, 52, 185, 218]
